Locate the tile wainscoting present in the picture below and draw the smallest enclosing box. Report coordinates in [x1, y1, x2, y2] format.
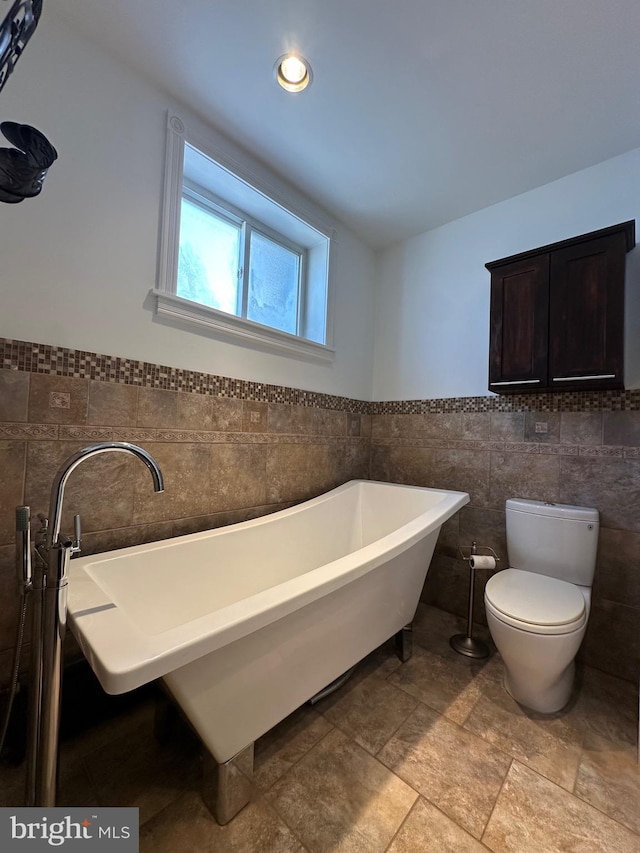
[370, 408, 640, 684]
[0, 337, 638, 687]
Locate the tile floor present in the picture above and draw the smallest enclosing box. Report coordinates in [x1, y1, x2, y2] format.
[1, 604, 638, 852]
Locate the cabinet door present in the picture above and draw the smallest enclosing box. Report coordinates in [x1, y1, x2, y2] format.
[548, 232, 626, 391]
[489, 254, 549, 393]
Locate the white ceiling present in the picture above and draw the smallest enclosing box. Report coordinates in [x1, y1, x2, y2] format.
[51, 0, 640, 249]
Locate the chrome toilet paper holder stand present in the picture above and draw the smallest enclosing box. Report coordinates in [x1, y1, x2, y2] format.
[450, 542, 499, 659]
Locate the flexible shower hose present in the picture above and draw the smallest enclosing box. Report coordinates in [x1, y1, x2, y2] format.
[0, 590, 29, 758]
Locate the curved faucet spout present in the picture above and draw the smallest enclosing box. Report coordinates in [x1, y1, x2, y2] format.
[46, 441, 164, 548]
[27, 440, 163, 808]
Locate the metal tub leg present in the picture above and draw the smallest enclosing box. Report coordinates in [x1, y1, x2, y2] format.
[395, 623, 413, 663]
[202, 742, 254, 825]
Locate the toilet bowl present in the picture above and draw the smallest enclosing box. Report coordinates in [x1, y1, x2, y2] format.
[485, 569, 589, 712]
[484, 499, 599, 713]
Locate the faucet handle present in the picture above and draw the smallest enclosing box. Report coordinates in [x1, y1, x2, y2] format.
[34, 513, 48, 547]
[72, 514, 82, 554]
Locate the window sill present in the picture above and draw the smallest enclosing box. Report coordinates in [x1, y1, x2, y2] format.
[151, 290, 335, 362]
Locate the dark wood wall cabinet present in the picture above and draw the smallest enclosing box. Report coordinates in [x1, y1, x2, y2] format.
[487, 220, 635, 394]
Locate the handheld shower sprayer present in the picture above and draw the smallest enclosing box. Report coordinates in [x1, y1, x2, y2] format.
[15, 505, 31, 592]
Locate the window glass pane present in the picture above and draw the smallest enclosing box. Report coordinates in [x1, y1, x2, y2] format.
[247, 231, 299, 334]
[177, 197, 240, 314]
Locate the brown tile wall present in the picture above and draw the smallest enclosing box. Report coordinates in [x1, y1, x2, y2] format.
[1, 336, 638, 688]
[370, 410, 640, 684]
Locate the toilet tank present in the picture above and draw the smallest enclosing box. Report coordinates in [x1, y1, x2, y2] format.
[506, 498, 599, 586]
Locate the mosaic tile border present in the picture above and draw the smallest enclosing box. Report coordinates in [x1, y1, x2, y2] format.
[369, 390, 640, 414]
[3, 337, 640, 414]
[0, 338, 369, 413]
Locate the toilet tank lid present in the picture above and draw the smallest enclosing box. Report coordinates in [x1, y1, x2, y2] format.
[506, 498, 599, 523]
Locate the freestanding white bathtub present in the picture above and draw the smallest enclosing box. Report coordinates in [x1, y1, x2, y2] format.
[68, 480, 468, 821]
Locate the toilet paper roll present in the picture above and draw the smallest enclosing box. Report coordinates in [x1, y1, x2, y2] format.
[469, 555, 496, 570]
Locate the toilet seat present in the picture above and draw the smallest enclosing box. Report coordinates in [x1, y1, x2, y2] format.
[484, 569, 586, 635]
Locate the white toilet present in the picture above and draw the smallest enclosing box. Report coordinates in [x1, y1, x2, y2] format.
[484, 498, 599, 713]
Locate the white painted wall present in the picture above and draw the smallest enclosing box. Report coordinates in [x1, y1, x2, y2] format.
[3, 13, 637, 406]
[373, 149, 640, 400]
[0, 13, 376, 400]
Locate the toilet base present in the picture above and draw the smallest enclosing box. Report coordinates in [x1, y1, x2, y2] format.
[503, 660, 575, 714]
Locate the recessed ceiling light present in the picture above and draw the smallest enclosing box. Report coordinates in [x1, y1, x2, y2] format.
[275, 53, 312, 93]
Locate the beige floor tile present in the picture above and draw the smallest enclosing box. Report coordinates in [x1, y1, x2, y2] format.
[412, 602, 466, 651]
[57, 758, 101, 808]
[387, 644, 501, 724]
[254, 705, 334, 791]
[321, 673, 419, 756]
[358, 639, 405, 679]
[86, 714, 199, 825]
[266, 727, 418, 853]
[7, 606, 637, 852]
[60, 692, 156, 767]
[0, 747, 100, 809]
[482, 760, 640, 852]
[387, 797, 488, 852]
[463, 680, 584, 790]
[140, 789, 304, 853]
[378, 702, 512, 839]
[313, 640, 403, 716]
[575, 731, 640, 835]
[567, 665, 639, 748]
[412, 602, 493, 661]
[0, 760, 27, 807]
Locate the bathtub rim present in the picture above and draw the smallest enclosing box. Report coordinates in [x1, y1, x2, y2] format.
[67, 480, 469, 694]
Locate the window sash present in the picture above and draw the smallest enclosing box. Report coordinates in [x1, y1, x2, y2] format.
[178, 193, 242, 314]
[180, 185, 305, 335]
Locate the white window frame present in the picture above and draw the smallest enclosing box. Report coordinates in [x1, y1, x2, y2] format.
[153, 113, 336, 361]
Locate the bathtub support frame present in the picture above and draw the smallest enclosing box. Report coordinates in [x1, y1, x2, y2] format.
[395, 622, 413, 663]
[154, 688, 254, 825]
[202, 743, 254, 825]
[205, 621, 412, 823]
[154, 620, 414, 826]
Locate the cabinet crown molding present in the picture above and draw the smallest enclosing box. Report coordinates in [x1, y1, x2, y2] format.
[486, 220, 635, 271]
